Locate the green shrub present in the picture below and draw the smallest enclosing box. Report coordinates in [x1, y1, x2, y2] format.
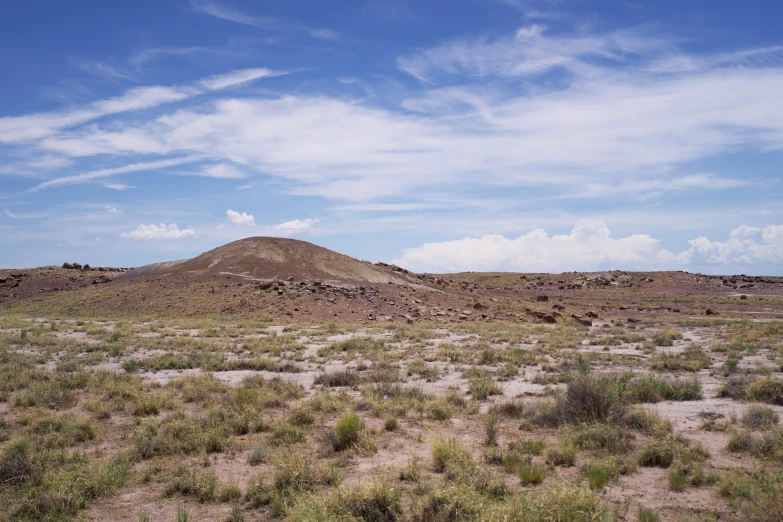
[333, 413, 364, 451]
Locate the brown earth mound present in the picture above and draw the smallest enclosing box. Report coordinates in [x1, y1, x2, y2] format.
[117, 237, 421, 286]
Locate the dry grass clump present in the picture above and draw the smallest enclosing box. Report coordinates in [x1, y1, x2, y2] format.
[742, 405, 780, 430]
[649, 345, 711, 371]
[288, 481, 402, 522]
[468, 376, 503, 401]
[727, 428, 783, 461]
[0, 438, 129, 521]
[246, 451, 342, 512]
[719, 467, 783, 522]
[746, 376, 783, 406]
[535, 373, 627, 426]
[432, 438, 507, 497]
[652, 328, 683, 347]
[164, 466, 240, 503]
[626, 375, 702, 403]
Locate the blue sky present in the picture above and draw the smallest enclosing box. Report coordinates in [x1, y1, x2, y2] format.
[2, 0, 783, 274]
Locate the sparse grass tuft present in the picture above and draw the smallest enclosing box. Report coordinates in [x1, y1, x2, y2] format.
[747, 377, 783, 406]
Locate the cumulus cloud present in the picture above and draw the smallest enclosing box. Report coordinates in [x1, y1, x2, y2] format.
[683, 225, 783, 265]
[395, 223, 783, 273]
[393, 221, 664, 272]
[119, 223, 197, 240]
[263, 218, 320, 237]
[226, 209, 256, 226]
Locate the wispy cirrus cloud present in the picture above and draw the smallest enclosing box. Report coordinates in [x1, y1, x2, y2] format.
[30, 157, 202, 191]
[190, 0, 338, 40]
[0, 67, 280, 145]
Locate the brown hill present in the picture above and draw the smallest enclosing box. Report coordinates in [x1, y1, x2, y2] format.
[117, 237, 422, 286]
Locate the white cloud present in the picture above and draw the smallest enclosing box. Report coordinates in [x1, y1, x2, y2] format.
[202, 163, 245, 178]
[200, 68, 276, 90]
[30, 156, 200, 191]
[393, 221, 664, 272]
[263, 218, 319, 237]
[103, 183, 136, 191]
[729, 225, 760, 239]
[226, 209, 256, 226]
[26, 62, 783, 200]
[119, 223, 197, 240]
[394, 222, 783, 273]
[0, 68, 281, 145]
[683, 225, 783, 264]
[191, 0, 337, 40]
[397, 24, 666, 81]
[107, 207, 121, 213]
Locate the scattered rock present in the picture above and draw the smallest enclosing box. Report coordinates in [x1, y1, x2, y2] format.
[536, 295, 549, 302]
[572, 314, 592, 327]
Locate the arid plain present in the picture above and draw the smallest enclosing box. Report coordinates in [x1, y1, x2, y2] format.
[1, 237, 782, 522]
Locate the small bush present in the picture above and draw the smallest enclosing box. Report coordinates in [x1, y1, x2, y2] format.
[545, 443, 577, 467]
[517, 438, 546, 456]
[517, 460, 547, 485]
[165, 467, 217, 502]
[424, 399, 454, 421]
[623, 407, 672, 436]
[290, 482, 402, 522]
[638, 438, 678, 468]
[637, 508, 660, 522]
[585, 461, 619, 489]
[742, 405, 780, 430]
[747, 377, 783, 406]
[550, 374, 626, 425]
[332, 413, 364, 451]
[652, 328, 683, 347]
[468, 377, 502, 401]
[384, 418, 399, 431]
[627, 375, 702, 403]
[315, 370, 361, 388]
[248, 445, 268, 465]
[271, 421, 307, 446]
[668, 468, 689, 491]
[483, 411, 501, 446]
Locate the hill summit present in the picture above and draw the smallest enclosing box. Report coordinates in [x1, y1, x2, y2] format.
[121, 237, 418, 285]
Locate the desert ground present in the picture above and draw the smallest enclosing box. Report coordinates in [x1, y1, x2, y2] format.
[1, 237, 783, 522]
